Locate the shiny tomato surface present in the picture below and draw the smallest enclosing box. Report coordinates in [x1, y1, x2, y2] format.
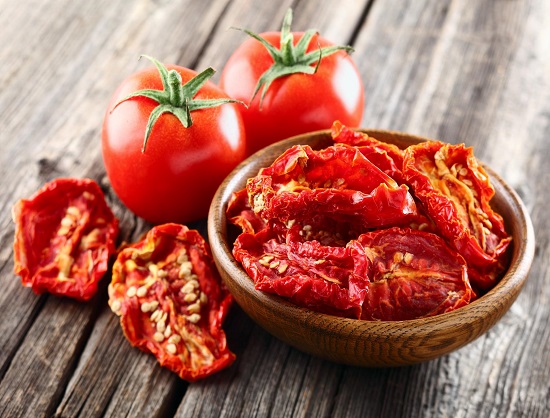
[220, 32, 364, 156]
[102, 64, 246, 224]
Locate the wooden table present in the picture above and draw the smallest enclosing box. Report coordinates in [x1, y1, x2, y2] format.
[1, 1, 548, 416]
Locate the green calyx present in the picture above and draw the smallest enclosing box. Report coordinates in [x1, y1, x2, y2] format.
[235, 8, 354, 107]
[112, 55, 240, 152]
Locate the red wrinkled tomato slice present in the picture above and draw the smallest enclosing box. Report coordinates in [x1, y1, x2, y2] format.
[403, 141, 512, 290]
[357, 228, 474, 321]
[108, 224, 235, 382]
[12, 178, 119, 301]
[331, 121, 405, 182]
[233, 221, 370, 319]
[247, 143, 419, 230]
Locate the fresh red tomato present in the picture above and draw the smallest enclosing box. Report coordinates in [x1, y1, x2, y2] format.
[12, 178, 119, 301]
[219, 9, 364, 156]
[102, 56, 246, 225]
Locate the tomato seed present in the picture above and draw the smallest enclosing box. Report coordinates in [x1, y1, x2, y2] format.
[178, 262, 193, 279]
[111, 300, 122, 313]
[137, 286, 148, 297]
[157, 321, 166, 333]
[176, 252, 188, 264]
[393, 252, 404, 263]
[153, 332, 164, 342]
[184, 293, 197, 303]
[181, 282, 195, 294]
[66, 206, 81, 217]
[187, 314, 201, 324]
[150, 309, 161, 322]
[168, 335, 181, 344]
[126, 286, 137, 297]
[166, 343, 177, 355]
[188, 303, 201, 314]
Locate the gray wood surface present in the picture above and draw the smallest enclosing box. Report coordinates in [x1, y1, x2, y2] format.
[0, 0, 548, 417]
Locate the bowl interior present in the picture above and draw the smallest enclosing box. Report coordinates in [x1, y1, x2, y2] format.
[208, 129, 535, 367]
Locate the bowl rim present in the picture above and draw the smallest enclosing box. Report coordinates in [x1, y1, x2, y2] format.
[208, 128, 535, 341]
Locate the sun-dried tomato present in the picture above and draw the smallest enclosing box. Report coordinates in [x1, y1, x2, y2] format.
[233, 221, 369, 318]
[246, 143, 419, 230]
[331, 120, 405, 182]
[234, 222, 473, 320]
[357, 228, 474, 320]
[402, 141, 512, 290]
[108, 223, 235, 382]
[12, 178, 119, 301]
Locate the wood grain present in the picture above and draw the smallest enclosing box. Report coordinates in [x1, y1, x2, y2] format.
[0, 0, 548, 416]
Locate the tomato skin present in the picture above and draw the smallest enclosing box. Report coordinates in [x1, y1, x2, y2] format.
[12, 178, 119, 301]
[102, 65, 246, 225]
[220, 32, 364, 156]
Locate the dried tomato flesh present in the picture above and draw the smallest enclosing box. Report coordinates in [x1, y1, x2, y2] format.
[12, 178, 119, 301]
[109, 223, 235, 382]
[246, 143, 419, 230]
[233, 222, 369, 318]
[234, 222, 472, 320]
[331, 120, 405, 182]
[357, 228, 473, 320]
[402, 141, 512, 290]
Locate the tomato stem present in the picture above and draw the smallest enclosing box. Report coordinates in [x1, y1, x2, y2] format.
[232, 8, 354, 108]
[167, 70, 184, 107]
[111, 55, 243, 153]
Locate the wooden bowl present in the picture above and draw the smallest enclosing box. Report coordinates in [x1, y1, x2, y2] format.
[207, 129, 535, 367]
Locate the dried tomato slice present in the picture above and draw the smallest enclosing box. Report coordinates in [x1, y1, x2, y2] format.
[247, 143, 419, 229]
[402, 141, 512, 290]
[357, 228, 474, 321]
[233, 222, 369, 319]
[331, 120, 405, 181]
[108, 223, 235, 382]
[12, 178, 119, 301]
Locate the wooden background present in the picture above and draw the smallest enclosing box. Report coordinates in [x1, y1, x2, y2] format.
[0, 0, 548, 417]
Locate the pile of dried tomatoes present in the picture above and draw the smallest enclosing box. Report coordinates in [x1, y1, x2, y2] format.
[227, 121, 512, 321]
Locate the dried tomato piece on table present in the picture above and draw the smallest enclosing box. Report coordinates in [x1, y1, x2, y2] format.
[402, 141, 512, 290]
[108, 223, 235, 382]
[246, 143, 419, 230]
[12, 178, 119, 301]
[357, 228, 474, 321]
